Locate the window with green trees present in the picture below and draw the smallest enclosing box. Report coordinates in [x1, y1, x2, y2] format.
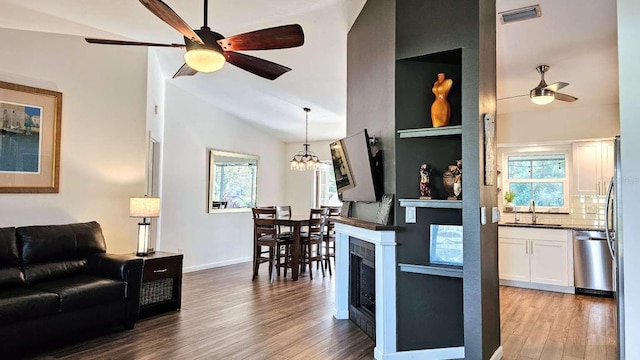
[506, 154, 567, 208]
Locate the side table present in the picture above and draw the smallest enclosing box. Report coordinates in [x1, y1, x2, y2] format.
[138, 251, 184, 319]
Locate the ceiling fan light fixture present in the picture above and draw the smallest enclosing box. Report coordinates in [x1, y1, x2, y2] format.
[530, 87, 555, 105]
[184, 49, 225, 72]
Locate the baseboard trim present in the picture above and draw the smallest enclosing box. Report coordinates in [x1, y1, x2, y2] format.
[183, 257, 252, 273]
[500, 279, 575, 294]
[489, 345, 504, 360]
[374, 346, 464, 359]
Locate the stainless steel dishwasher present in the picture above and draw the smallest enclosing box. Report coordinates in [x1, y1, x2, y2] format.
[573, 230, 614, 296]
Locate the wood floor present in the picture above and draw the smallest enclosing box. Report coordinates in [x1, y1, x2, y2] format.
[32, 263, 615, 360]
[500, 286, 617, 360]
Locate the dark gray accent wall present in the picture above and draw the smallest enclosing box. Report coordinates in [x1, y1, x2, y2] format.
[348, 0, 499, 358]
[346, 0, 396, 221]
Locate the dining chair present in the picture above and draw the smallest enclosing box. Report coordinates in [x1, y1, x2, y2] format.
[300, 208, 329, 279]
[212, 201, 228, 209]
[251, 207, 292, 282]
[321, 205, 342, 275]
[276, 205, 293, 237]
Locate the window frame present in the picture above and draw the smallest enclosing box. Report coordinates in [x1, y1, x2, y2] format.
[500, 145, 572, 213]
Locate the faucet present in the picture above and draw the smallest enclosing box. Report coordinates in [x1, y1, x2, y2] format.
[530, 200, 537, 224]
[514, 207, 519, 223]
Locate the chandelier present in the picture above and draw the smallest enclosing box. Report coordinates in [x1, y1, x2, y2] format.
[290, 107, 321, 171]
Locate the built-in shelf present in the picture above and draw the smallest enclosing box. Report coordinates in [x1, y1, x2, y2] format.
[399, 199, 462, 209]
[399, 263, 463, 278]
[397, 125, 462, 138]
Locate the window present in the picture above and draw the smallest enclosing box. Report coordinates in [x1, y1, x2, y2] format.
[315, 162, 342, 207]
[208, 150, 258, 212]
[505, 153, 568, 209]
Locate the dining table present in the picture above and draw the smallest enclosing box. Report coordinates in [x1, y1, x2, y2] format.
[274, 215, 310, 281]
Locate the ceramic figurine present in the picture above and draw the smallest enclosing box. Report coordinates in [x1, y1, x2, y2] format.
[419, 163, 432, 199]
[443, 160, 462, 200]
[453, 159, 462, 200]
[430, 73, 453, 128]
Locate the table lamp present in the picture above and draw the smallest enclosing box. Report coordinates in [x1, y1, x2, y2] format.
[130, 196, 160, 256]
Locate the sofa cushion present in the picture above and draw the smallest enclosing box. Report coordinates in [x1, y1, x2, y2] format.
[23, 260, 87, 285]
[0, 227, 24, 287]
[31, 275, 126, 312]
[0, 287, 59, 324]
[17, 221, 107, 284]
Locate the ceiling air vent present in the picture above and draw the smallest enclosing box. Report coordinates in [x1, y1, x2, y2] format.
[499, 4, 542, 24]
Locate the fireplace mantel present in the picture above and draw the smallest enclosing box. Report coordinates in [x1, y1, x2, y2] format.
[333, 219, 397, 359]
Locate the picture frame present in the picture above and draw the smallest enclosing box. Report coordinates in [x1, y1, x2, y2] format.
[0, 81, 62, 193]
[329, 139, 355, 192]
[429, 224, 463, 266]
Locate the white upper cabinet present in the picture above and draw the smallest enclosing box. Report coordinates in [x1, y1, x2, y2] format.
[572, 140, 614, 196]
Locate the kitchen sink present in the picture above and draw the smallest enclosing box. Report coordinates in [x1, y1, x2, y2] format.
[501, 222, 563, 227]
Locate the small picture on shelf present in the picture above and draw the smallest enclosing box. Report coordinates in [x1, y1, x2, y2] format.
[429, 224, 463, 266]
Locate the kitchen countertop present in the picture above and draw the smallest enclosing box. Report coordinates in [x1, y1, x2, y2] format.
[498, 222, 606, 232]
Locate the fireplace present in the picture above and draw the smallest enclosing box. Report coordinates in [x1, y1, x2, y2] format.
[350, 237, 376, 340]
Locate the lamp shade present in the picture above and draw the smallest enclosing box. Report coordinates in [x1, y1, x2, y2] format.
[130, 197, 160, 218]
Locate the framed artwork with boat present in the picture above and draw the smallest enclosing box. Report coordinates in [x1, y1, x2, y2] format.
[0, 81, 62, 193]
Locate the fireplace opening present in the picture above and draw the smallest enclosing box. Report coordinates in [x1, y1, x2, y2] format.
[350, 237, 376, 340]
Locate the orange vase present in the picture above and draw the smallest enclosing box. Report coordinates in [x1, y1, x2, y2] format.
[430, 73, 453, 128]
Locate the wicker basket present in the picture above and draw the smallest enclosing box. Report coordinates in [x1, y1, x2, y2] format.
[141, 278, 174, 306]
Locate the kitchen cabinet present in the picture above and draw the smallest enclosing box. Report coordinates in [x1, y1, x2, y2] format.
[573, 141, 614, 196]
[498, 227, 573, 293]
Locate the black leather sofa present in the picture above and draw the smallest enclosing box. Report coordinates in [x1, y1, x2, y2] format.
[0, 221, 143, 356]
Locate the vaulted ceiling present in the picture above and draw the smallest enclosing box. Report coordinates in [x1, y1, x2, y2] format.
[0, 0, 618, 142]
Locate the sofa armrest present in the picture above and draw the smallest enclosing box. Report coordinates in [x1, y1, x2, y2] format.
[86, 253, 143, 324]
[86, 253, 142, 281]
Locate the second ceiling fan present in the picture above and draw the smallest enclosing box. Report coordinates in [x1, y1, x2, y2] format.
[86, 0, 304, 80]
[499, 65, 578, 105]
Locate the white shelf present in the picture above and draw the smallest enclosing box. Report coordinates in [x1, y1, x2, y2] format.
[399, 263, 463, 278]
[399, 199, 462, 209]
[397, 125, 462, 138]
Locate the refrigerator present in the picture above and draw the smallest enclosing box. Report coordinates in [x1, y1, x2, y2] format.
[605, 135, 624, 359]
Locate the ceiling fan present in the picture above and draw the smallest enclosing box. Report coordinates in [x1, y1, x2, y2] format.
[499, 65, 578, 105]
[85, 0, 304, 80]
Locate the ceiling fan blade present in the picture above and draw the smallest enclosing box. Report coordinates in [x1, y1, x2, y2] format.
[554, 92, 578, 102]
[217, 24, 304, 51]
[173, 63, 198, 78]
[497, 94, 528, 101]
[85, 38, 185, 47]
[545, 81, 569, 92]
[224, 51, 291, 80]
[139, 0, 204, 45]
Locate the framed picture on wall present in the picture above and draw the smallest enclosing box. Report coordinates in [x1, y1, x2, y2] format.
[429, 224, 463, 266]
[0, 81, 62, 193]
[329, 140, 355, 192]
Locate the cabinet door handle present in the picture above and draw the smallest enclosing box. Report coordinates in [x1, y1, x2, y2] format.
[525, 240, 528, 254]
[530, 241, 534, 255]
[153, 268, 168, 273]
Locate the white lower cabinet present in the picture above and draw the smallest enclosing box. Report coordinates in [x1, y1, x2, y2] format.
[499, 227, 573, 292]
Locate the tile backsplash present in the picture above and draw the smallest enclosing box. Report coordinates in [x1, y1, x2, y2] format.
[500, 195, 608, 228]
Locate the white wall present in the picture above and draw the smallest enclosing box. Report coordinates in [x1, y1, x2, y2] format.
[0, 28, 147, 254]
[497, 103, 620, 145]
[617, 0, 640, 355]
[283, 140, 333, 214]
[160, 82, 286, 271]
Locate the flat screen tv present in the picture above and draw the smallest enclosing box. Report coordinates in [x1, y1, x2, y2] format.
[330, 129, 382, 202]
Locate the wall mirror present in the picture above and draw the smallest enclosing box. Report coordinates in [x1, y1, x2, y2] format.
[208, 150, 259, 213]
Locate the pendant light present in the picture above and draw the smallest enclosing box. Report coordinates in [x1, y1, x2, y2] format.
[290, 107, 321, 171]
